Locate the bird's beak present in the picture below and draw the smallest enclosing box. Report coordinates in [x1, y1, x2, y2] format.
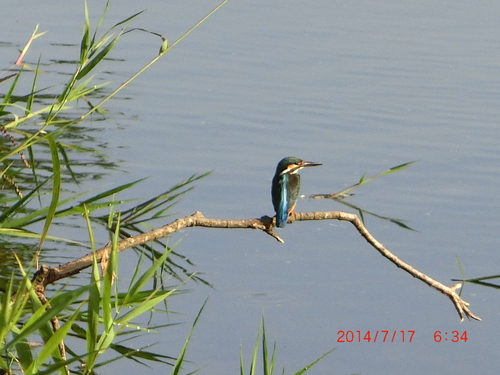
[282, 161, 322, 175]
[301, 161, 322, 168]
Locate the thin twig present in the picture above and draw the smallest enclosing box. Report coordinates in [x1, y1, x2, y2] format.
[32, 210, 481, 321]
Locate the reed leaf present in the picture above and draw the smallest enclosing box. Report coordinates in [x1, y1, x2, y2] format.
[36, 135, 61, 256]
[171, 299, 207, 375]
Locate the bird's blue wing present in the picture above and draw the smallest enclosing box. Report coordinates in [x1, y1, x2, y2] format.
[276, 175, 289, 227]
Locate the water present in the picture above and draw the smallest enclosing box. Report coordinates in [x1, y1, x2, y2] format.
[2, 0, 500, 374]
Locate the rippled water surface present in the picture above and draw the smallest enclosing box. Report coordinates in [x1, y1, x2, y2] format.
[2, 1, 500, 374]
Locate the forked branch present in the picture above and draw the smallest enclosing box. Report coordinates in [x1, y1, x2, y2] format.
[32, 210, 481, 321]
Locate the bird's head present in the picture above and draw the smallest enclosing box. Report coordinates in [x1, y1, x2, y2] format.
[275, 157, 322, 176]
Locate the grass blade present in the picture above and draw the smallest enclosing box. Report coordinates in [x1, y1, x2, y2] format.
[35, 135, 61, 266]
[171, 300, 207, 375]
[312, 161, 417, 199]
[76, 35, 120, 80]
[24, 307, 82, 374]
[80, 0, 91, 64]
[292, 348, 336, 375]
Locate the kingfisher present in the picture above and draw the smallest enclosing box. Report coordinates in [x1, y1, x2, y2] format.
[271, 156, 322, 228]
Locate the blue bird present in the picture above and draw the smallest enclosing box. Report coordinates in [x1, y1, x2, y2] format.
[271, 157, 322, 228]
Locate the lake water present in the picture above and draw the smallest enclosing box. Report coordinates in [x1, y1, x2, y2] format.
[2, 0, 500, 374]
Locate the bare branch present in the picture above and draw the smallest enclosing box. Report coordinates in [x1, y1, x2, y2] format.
[291, 211, 480, 321]
[32, 210, 481, 321]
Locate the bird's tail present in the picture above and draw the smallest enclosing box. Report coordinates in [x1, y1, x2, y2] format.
[275, 211, 288, 228]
